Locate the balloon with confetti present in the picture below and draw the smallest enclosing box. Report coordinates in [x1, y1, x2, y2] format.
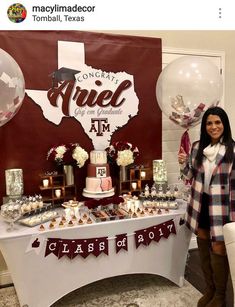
[0, 48, 25, 127]
[156, 56, 223, 129]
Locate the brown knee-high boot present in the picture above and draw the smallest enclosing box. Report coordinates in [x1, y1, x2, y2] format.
[206, 253, 229, 307]
[197, 237, 215, 307]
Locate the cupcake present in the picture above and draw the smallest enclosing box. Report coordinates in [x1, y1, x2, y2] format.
[132, 212, 138, 218]
[68, 220, 74, 227]
[39, 224, 45, 231]
[59, 221, 64, 228]
[87, 217, 93, 224]
[83, 213, 88, 220]
[61, 216, 67, 222]
[49, 222, 54, 229]
[51, 217, 57, 224]
[78, 219, 84, 225]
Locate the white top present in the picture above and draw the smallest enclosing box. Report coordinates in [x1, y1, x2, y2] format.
[203, 142, 225, 194]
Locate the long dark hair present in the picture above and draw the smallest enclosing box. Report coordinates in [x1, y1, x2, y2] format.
[195, 106, 234, 167]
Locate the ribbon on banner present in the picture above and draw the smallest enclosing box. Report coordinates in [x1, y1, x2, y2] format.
[134, 229, 149, 248]
[70, 239, 85, 259]
[92, 237, 109, 257]
[58, 239, 75, 259]
[43, 219, 178, 260]
[44, 238, 62, 257]
[115, 233, 128, 253]
[25, 234, 46, 255]
[134, 219, 176, 249]
[45, 237, 109, 259]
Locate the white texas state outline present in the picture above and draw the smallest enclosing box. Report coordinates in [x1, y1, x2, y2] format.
[26, 41, 139, 149]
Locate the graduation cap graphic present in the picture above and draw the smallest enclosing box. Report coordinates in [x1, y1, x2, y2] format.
[49, 67, 80, 87]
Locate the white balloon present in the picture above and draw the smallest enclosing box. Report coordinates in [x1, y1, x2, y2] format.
[156, 56, 223, 128]
[0, 48, 25, 127]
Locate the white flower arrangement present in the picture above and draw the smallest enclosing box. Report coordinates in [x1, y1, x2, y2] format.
[54, 145, 67, 161]
[106, 141, 139, 167]
[116, 149, 134, 167]
[47, 143, 88, 167]
[72, 146, 89, 168]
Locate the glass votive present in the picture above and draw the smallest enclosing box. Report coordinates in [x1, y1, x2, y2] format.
[43, 179, 49, 187]
[126, 200, 132, 211]
[65, 208, 71, 219]
[140, 171, 146, 179]
[131, 182, 137, 190]
[134, 199, 140, 209]
[153, 160, 167, 183]
[5, 168, 24, 196]
[55, 189, 61, 198]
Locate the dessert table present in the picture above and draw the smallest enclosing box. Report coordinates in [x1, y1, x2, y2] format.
[0, 204, 191, 307]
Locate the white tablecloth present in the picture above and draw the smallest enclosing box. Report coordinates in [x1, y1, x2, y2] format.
[0, 205, 191, 307]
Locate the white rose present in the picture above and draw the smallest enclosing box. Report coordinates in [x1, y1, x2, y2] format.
[55, 146, 67, 159]
[117, 149, 134, 166]
[72, 147, 88, 168]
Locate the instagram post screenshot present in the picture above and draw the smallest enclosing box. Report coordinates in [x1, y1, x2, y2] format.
[0, 1, 235, 307]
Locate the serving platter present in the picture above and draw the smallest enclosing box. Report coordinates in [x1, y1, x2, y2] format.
[18, 210, 59, 227]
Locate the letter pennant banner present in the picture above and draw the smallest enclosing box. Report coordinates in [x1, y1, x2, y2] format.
[134, 219, 176, 249]
[45, 237, 108, 259]
[115, 233, 128, 253]
[44, 219, 176, 260]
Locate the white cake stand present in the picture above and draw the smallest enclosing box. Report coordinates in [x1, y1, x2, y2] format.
[82, 188, 115, 199]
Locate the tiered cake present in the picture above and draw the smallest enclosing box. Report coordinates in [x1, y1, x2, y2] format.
[82, 150, 115, 198]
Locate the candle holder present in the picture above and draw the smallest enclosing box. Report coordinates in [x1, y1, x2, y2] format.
[43, 179, 49, 187]
[153, 160, 167, 184]
[55, 189, 61, 198]
[131, 182, 137, 190]
[140, 171, 146, 179]
[5, 169, 24, 197]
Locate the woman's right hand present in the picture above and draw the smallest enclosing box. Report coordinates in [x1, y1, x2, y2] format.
[178, 146, 188, 165]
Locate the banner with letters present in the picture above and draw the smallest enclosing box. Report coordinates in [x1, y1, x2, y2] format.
[43, 219, 176, 260]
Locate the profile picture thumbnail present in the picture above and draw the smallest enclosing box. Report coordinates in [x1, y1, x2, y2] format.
[7, 3, 27, 23]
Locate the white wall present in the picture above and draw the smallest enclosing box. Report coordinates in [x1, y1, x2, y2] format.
[100, 30, 235, 186]
[100, 30, 235, 135]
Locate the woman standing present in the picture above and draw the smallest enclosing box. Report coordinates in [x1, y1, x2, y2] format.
[178, 106, 235, 307]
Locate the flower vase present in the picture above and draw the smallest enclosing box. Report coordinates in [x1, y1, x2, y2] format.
[63, 165, 74, 186]
[119, 165, 127, 182]
[57, 164, 64, 175]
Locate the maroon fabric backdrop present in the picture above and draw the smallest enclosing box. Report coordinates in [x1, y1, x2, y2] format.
[0, 31, 162, 200]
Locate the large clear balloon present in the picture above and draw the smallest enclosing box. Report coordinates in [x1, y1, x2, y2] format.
[156, 56, 223, 128]
[0, 48, 25, 127]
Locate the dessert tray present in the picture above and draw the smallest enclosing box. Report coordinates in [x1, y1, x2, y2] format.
[19, 210, 59, 227]
[90, 208, 129, 222]
[62, 201, 82, 208]
[142, 200, 179, 210]
[21, 203, 53, 217]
